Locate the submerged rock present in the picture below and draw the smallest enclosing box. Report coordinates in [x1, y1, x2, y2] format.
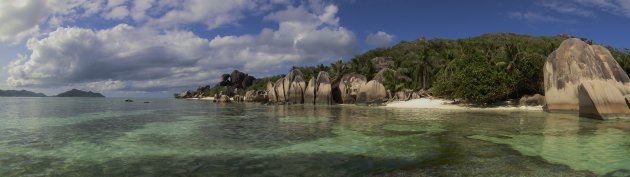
[544, 38, 630, 119]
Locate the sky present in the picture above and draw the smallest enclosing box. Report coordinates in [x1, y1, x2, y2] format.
[0, 0, 629, 97]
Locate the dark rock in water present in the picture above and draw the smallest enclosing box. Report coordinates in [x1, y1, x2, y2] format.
[56, 89, 105, 97]
[0, 89, 46, 97]
[544, 38, 630, 119]
[315, 71, 333, 105]
[356, 80, 387, 105]
[335, 73, 367, 104]
[125, 99, 133, 102]
[143, 101, 150, 103]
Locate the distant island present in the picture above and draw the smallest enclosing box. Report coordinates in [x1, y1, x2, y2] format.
[0, 89, 47, 97]
[56, 89, 105, 97]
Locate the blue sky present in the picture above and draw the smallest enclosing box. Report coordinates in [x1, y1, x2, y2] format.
[0, 0, 629, 97]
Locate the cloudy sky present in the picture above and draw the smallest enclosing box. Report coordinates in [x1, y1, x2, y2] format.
[0, 0, 629, 97]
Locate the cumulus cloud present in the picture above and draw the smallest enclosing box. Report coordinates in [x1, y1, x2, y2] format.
[0, 0, 50, 43]
[365, 31, 394, 47]
[6, 1, 358, 91]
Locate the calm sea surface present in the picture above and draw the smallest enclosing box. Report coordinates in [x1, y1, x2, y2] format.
[0, 97, 629, 176]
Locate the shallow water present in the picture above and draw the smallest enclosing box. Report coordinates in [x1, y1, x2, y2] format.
[0, 97, 629, 176]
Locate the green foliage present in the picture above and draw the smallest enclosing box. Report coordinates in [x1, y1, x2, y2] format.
[433, 52, 516, 104]
[224, 33, 630, 104]
[245, 74, 285, 91]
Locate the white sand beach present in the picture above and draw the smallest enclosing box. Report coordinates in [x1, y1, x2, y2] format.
[385, 98, 543, 111]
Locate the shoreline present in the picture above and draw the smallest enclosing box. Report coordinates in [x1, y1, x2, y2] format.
[185, 97, 543, 111]
[385, 98, 543, 111]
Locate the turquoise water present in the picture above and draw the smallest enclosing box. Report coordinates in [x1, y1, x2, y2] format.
[0, 98, 629, 176]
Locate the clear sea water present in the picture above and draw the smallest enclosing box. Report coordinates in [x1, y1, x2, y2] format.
[0, 97, 629, 177]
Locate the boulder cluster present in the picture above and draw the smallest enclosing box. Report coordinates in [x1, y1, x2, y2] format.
[544, 38, 630, 119]
[175, 70, 256, 100]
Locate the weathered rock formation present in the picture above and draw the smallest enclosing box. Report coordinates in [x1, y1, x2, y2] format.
[274, 78, 287, 103]
[356, 80, 387, 104]
[285, 69, 306, 104]
[371, 57, 393, 71]
[315, 71, 333, 105]
[244, 90, 268, 102]
[335, 73, 367, 104]
[304, 78, 316, 104]
[544, 38, 630, 119]
[266, 82, 277, 103]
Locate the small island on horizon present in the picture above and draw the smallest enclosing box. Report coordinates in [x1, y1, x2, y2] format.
[0, 89, 105, 98]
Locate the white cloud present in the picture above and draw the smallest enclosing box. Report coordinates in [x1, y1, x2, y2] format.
[539, 1, 594, 17]
[6, 2, 358, 91]
[0, 0, 49, 43]
[508, 11, 568, 23]
[574, 0, 630, 17]
[365, 31, 394, 47]
[103, 5, 129, 19]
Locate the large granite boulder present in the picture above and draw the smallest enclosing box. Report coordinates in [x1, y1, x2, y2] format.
[315, 71, 333, 105]
[544, 38, 630, 119]
[287, 75, 306, 104]
[231, 70, 247, 87]
[217, 95, 231, 103]
[274, 78, 287, 103]
[578, 80, 630, 119]
[285, 69, 305, 104]
[304, 78, 316, 104]
[266, 82, 277, 103]
[356, 80, 387, 104]
[336, 73, 367, 104]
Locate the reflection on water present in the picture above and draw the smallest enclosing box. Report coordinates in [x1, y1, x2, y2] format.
[0, 98, 628, 176]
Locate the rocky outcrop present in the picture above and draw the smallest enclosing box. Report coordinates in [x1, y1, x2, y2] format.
[519, 94, 545, 106]
[217, 95, 231, 103]
[244, 90, 268, 102]
[578, 80, 630, 119]
[266, 82, 277, 103]
[356, 80, 387, 104]
[335, 73, 367, 104]
[371, 57, 393, 71]
[304, 78, 316, 104]
[392, 89, 414, 101]
[274, 78, 287, 103]
[315, 71, 333, 105]
[285, 69, 306, 104]
[544, 38, 630, 119]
